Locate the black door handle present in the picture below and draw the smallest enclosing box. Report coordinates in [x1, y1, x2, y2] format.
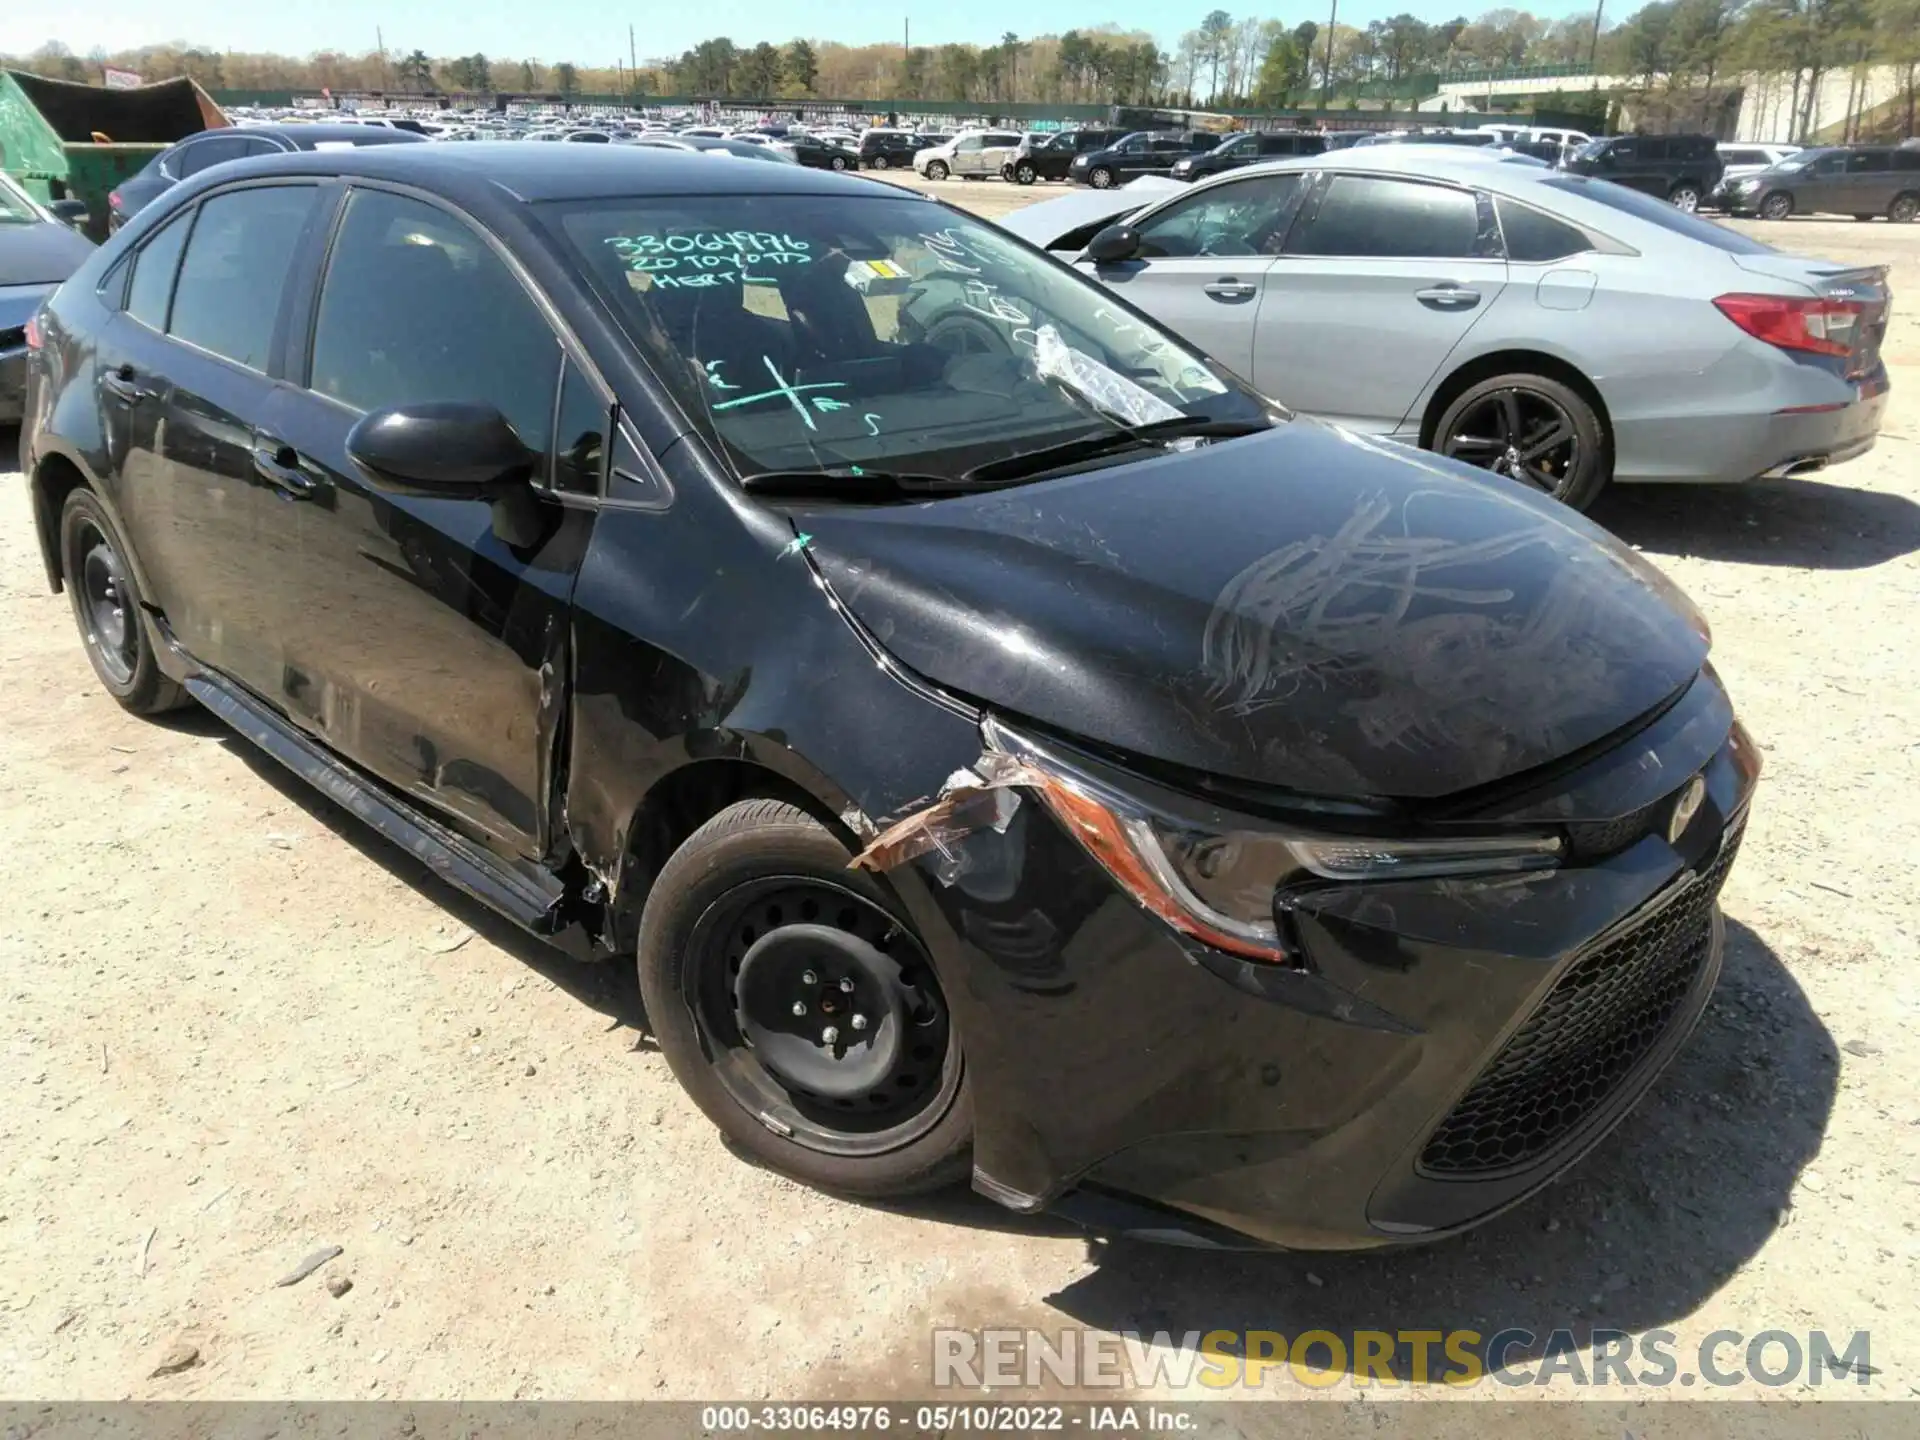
[101, 364, 150, 403]
[252, 440, 317, 498]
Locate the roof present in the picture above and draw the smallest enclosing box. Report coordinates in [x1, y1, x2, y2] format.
[203, 140, 904, 203]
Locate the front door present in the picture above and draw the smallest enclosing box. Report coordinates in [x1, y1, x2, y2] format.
[262, 184, 591, 857]
[1079, 172, 1306, 383]
[1257, 172, 1506, 433]
[1796, 150, 1851, 214]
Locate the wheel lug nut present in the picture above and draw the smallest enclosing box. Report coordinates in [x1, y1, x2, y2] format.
[790, 1001, 806, 1017]
[838, 978, 855, 993]
[821, 1026, 839, 1045]
[850, 1013, 867, 1031]
[802, 970, 818, 986]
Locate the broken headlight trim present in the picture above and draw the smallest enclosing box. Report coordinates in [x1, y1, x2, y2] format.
[985, 719, 1562, 964]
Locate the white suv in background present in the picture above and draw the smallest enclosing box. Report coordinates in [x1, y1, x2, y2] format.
[915, 129, 1024, 180]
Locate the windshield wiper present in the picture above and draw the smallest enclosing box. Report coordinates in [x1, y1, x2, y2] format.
[962, 416, 1274, 485]
[738, 468, 991, 502]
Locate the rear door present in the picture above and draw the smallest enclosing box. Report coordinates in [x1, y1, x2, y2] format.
[260, 184, 594, 857]
[1079, 172, 1307, 382]
[1257, 170, 1506, 432]
[147, 182, 326, 696]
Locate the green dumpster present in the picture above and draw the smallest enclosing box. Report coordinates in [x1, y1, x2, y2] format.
[0, 70, 227, 239]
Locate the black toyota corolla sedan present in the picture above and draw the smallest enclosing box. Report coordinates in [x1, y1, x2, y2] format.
[19, 145, 1757, 1250]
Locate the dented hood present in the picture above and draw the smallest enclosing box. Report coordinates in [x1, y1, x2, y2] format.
[801, 422, 1710, 802]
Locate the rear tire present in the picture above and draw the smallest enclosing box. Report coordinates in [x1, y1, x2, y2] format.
[636, 799, 973, 1199]
[1431, 371, 1610, 512]
[924, 160, 949, 180]
[1759, 191, 1794, 221]
[58, 488, 190, 716]
[1669, 182, 1701, 212]
[868, 155, 890, 170]
[1890, 192, 1919, 224]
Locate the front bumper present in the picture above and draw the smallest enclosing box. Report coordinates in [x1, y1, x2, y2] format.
[909, 673, 1757, 1250]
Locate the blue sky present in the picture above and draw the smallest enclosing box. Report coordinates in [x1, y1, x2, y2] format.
[3, 0, 1589, 66]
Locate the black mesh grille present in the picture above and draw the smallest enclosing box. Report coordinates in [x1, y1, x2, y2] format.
[1565, 794, 1668, 861]
[1418, 827, 1742, 1177]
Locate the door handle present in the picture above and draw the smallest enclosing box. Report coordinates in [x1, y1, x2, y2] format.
[1415, 285, 1481, 309]
[1204, 278, 1259, 300]
[101, 365, 152, 403]
[252, 441, 317, 498]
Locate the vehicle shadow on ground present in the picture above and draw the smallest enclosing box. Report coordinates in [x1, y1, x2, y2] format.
[212, 731, 655, 1040]
[1591, 468, 1920, 569]
[1036, 918, 1836, 1380]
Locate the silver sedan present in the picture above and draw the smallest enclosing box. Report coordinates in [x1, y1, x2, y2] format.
[996, 146, 1891, 510]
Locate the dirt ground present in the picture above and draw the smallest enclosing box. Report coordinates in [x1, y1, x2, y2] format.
[2, 181, 1917, 1404]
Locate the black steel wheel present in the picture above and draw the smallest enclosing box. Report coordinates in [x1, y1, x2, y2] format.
[1890, 193, 1919, 224]
[1433, 372, 1609, 510]
[57, 488, 189, 714]
[637, 799, 972, 1197]
[1088, 166, 1116, 189]
[1760, 191, 1794, 221]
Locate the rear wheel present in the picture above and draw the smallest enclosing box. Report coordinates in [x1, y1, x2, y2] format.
[636, 799, 972, 1198]
[868, 155, 889, 170]
[1759, 191, 1794, 221]
[1669, 182, 1702, 212]
[1432, 372, 1609, 511]
[924, 159, 949, 180]
[1890, 192, 1920, 223]
[1089, 166, 1116, 189]
[58, 488, 189, 715]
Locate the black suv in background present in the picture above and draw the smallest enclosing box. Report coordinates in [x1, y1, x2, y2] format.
[1563, 133, 1723, 211]
[1170, 130, 1328, 181]
[1002, 129, 1127, 184]
[1070, 131, 1221, 188]
[857, 129, 923, 169]
[1723, 145, 1920, 222]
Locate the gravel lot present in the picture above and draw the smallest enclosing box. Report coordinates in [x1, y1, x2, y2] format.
[2, 179, 1916, 1403]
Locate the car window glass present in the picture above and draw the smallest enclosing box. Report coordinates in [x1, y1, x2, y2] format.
[1721, 149, 1759, 166]
[1136, 174, 1303, 258]
[1813, 153, 1847, 175]
[309, 189, 559, 456]
[551, 359, 609, 495]
[1495, 196, 1593, 262]
[1292, 175, 1485, 259]
[957, 137, 982, 151]
[175, 134, 253, 177]
[1846, 151, 1889, 173]
[1540, 175, 1777, 252]
[168, 186, 318, 369]
[1896, 150, 1920, 172]
[1607, 140, 1637, 162]
[1117, 137, 1145, 154]
[125, 210, 191, 330]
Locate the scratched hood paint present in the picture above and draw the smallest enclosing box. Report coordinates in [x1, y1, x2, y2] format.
[801, 421, 1710, 801]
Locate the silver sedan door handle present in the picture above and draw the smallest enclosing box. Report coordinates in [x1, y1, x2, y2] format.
[1416, 284, 1481, 309]
[1204, 278, 1259, 301]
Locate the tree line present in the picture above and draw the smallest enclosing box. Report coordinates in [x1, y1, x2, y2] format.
[6, 0, 1917, 137]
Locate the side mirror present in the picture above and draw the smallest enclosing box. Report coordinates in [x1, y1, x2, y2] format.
[49, 198, 90, 230]
[1086, 224, 1142, 265]
[347, 401, 534, 498]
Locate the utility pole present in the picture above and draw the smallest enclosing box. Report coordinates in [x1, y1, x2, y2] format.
[1587, 0, 1604, 75]
[376, 26, 388, 92]
[1321, 0, 1337, 110]
[629, 24, 638, 100]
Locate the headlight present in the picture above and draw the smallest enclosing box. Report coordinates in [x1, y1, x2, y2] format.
[986, 720, 1563, 964]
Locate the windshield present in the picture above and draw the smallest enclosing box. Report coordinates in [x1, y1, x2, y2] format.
[1572, 138, 1609, 162]
[548, 192, 1270, 483]
[1213, 134, 1256, 157]
[0, 174, 42, 224]
[1774, 149, 1828, 172]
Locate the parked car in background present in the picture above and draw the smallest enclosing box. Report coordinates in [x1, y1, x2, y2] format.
[1071, 131, 1221, 189]
[1001, 128, 1126, 184]
[629, 136, 798, 165]
[107, 124, 427, 232]
[1707, 143, 1800, 209]
[1563, 133, 1724, 211]
[1170, 130, 1328, 181]
[999, 145, 1888, 510]
[857, 128, 922, 170]
[1, 171, 93, 422]
[1723, 145, 1920, 222]
[21, 141, 1758, 1253]
[780, 134, 858, 171]
[914, 129, 1024, 180]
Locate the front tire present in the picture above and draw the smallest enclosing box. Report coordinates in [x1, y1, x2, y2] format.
[1014, 162, 1037, 185]
[1088, 166, 1116, 189]
[1890, 192, 1919, 223]
[1759, 191, 1794, 221]
[636, 799, 972, 1199]
[924, 160, 949, 180]
[1432, 372, 1610, 511]
[59, 488, 189, 715]
[1669, 182, 1701, 212]
[829, 155, 848, 171]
